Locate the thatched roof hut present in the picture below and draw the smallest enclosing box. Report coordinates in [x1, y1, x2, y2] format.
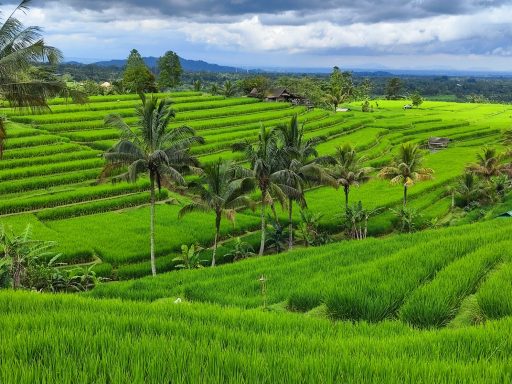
[264, 88, 296, 102]
[428, 137, 450, 150]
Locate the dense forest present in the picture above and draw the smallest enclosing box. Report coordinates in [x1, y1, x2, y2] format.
[57, 61, 512, 103]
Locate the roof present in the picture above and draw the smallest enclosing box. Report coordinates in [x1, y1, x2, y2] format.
[497, 210, 512, 218]
[429, 137, 450, 144]
[265, 88, 293, 98]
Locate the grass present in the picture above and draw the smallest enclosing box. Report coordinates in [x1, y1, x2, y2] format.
[399, 242, 508, 328]
[2, 290, 512, 383]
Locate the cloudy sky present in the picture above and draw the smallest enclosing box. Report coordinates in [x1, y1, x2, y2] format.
[3, 0, 512, 70]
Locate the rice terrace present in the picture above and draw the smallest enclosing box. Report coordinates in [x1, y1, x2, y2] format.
[1, 1, 512, 383]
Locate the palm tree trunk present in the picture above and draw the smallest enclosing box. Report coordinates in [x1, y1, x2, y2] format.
[288, 198, 293, 250]
[344, 185, 349, 211]
[259, 199, 266, 256]
[270, 203, 280, 225]
[403, 184, 408, 206]
[12, 256, 21, 290]
[212, 213, 221, 267]
[149, 173, 157, 277]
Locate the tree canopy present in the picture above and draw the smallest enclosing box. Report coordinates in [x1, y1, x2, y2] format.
[123, 49, 157, 94]
[386, 78, 403, 100]
[157, 51, 183, 90]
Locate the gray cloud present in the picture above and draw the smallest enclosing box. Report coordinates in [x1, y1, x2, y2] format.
[3, 0, 512, 70]
[33, 0, 512, 24]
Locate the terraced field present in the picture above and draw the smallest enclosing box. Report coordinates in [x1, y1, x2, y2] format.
[2, 218, 512, 383]
[2, 92, 512, 383]
[0, 93, 509, 278]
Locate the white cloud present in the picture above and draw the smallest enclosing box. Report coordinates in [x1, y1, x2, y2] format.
[2, 1, 512, 69]
[176, 5, 512, 53]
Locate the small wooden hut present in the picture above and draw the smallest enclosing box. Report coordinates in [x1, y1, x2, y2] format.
[428, 137, 450, 150]
[248, 88, 260, 98]
[264, 88, 297, 102]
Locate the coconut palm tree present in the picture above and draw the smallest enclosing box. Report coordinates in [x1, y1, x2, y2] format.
[178, 159, 255, 266]
[379, 143, 434, 206]
[221, 80, 237, 97]
[233, 125, 301, 255]
[100, 96, 204, 276]
[329, 144, 372, 211]
[273, 115, 333, 249]
[466, 147, 509, 180]
[453, 173, 488, 208]
[324, 86, 354, 112]
[0, 0, 74, 156]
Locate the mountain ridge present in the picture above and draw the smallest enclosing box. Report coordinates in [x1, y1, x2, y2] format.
[83, 56, 246, 73]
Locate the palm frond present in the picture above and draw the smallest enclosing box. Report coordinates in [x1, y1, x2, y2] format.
[178, 202, 211, 218]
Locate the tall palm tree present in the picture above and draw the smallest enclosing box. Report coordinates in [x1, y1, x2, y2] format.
[100, 96, 204, 276]
[466, 147, 508, 180]
[273, 115, 333, 249]
[329, 144, 372, 211]
[233, 125, 300, 256]
[178, 159, 255, 267]
[0, 0, 73, 156]
[379, 143, 434, 206]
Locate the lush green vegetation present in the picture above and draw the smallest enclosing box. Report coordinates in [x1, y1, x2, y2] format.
[0, 92, 510, 278]
[1, 219, 512, 383]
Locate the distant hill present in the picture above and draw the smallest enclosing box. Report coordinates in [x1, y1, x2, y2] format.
[91, 56, 245, 73]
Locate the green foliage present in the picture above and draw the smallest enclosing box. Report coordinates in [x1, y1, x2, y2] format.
[221, 80, 237, 97]
[324, 67, 355, 111]
[386, 77, 403, 99]
[265, 216, 287, 254]
[122, 49, 157, 94]
[0, 224, 99, 292]
[173, 244, 206, 270]
[411, 91, 423, 107]
[157, 50, 183, 89]
[329, 143, 372, 210]
[344, 201, 381, 239]
[193, 79, 202, 91]
[239, 75, 270, 97]
[295, 209, 330, 246]
[101, 95, 204, 275]
[222, 237, 255, 262]
[390, 205, 421, 232]
[179, 158, 254, 266]
[361, 99, 371, 112]
[379, 143, 434, 206]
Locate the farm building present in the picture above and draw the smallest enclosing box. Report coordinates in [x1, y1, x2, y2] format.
[428, 137, 450, 150]
[264, 88, 297, 102]
[249, 87, 312, 108]
[248, 88, 261, 98]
